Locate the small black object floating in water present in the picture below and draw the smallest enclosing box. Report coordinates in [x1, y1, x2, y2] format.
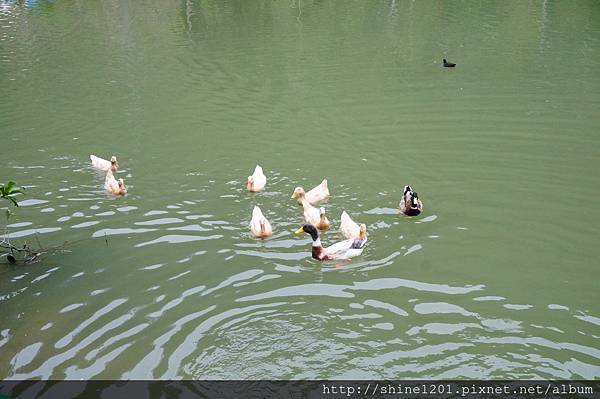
[443, 58, 456, 68]
[7, 254, 16, 264]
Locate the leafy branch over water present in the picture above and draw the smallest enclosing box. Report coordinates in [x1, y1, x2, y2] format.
[1, 180, 86, 265]
[0, 180, 38, 264]
[1, 180, 25, 231]
[0, 180, 24, 207]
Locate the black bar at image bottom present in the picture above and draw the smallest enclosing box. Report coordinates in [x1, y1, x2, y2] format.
[1, 380, 599, 399]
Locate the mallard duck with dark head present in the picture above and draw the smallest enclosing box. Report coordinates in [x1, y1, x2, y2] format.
[399, 185, 423, 216]
[295, 224, 366, 261]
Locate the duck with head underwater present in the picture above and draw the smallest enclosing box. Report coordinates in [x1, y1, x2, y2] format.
[247, 165, 266, 192]
[300, 198, 330, 230]
[105, 170, 127, 196]
[340, 210, 367, 240]
[399, 185, 423, 216]
[295, 224, 367, 261]
[250, 205, 273, 238]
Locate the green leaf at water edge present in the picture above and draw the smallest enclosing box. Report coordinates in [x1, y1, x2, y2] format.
[4, 181, 16, 193]
[1, 181, 24, 206]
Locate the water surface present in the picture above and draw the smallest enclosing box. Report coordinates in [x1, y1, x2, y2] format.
[1, 0, 599, 379]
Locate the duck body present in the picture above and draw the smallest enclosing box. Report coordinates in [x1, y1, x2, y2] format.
[340, 211, 367, 239]
[291, 179, 329, 205]
[250, 206, 273, 238]
[301, 199, 330, 230]
[399, 185, 423, 216]
[247, 165, 266, 192]
[443, 58, 456, 68]
[296, 224, 366, 261]
[105, 170, 127, 195]
[91, 155, 118, 172]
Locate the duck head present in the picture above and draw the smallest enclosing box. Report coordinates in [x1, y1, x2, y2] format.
[246, 176, 254, 190]
[295, 224, 319, 241]
[291, 187, 305, 200]
[110, 156, 119, 172]
[410, 191, 419, 207]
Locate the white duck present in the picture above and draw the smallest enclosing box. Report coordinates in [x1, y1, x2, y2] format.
[291, 179, 329, 205]
[105, 170, 127, 196]
[90, 155, 119, 172]
[340, 211, 367, 240]
[301, 199, 330, 230]
[247, 165, 266, 192]
[250, 206, 273, 238]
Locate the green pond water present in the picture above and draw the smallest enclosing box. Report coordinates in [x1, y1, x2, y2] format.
[1, 0, 599, 379]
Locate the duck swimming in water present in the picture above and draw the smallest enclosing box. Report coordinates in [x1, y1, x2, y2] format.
[300, 199, 330, 230]
[247, 165, 266, 192]
[250, 205, 273, 238]
[443, 58, 456, 68]
[340, 210, 367, 240]
[105, 170, 127, 196]
[291, 179, 330, 205]
[90, 155, 119, 172]
[399, 185, 423, 216]
[295, 224, 367, 261]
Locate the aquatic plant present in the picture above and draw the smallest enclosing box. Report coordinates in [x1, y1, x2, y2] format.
[1, 180, 76, 264]
[1, 180, 24, 230]
[0, 180, 24, 207]
[0, 180, 35, 264]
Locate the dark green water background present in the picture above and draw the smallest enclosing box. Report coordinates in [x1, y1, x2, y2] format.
[1, 0, 599, 378]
